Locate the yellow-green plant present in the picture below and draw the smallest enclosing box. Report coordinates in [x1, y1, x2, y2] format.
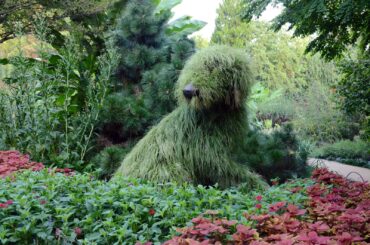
[116, 46, 267, 191]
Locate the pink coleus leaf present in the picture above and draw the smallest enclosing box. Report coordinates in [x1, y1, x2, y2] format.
[287, 204, 306, 216]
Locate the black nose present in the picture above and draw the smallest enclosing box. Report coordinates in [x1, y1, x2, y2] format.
[183, 84, 198, 99]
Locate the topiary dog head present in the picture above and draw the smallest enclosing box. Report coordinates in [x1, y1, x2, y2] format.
[176, 45, 253, 111]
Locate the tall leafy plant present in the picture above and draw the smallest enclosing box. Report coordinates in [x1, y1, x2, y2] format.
[0, 29, 119, 170]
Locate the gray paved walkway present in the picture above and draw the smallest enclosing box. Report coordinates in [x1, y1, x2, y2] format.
[308, 158, 370, 182]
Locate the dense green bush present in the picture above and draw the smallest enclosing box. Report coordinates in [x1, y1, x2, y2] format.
[240, 124, 311, 183]
[98, 92, 150, 144]
[0, 170, 312, 244]
[253, 81, 359, 143]
[246, 85, 312, 183]
[91, 145, 131, 179]
[312, 139, 370, 168]
[337, 52, 370, 140]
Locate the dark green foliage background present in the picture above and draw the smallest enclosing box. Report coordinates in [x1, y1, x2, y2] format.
[337, 53, 370, 140]
[240, 124, 310, 183]
[91, 145, 131, 179]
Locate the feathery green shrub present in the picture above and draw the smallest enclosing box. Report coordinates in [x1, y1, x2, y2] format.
[116, 46, 267, 191]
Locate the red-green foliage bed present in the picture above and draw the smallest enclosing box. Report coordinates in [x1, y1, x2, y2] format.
[0, 150, 369, 244]
[0, 150, 44, 177]
[161, 168, 370, 245]
[0, 150, 73, 178]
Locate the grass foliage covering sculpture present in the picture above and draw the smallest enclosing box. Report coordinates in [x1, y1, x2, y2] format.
[115, 46, 267, 190]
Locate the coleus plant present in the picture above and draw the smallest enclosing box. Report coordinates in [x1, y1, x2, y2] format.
[0, 151, 44, 177]
[0, 150, 73, 178]
[161, 168, 370, 245]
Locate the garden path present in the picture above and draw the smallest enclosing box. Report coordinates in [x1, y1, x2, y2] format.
[308, 158, 370, 182]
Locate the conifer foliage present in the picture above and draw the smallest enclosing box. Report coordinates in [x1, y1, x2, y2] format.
[94, 0, 198, 173]
[114, 0, 195, 113]
[100, 0, 196, 142]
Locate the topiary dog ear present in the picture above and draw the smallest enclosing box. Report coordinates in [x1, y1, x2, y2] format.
[225, 82, 242, 109]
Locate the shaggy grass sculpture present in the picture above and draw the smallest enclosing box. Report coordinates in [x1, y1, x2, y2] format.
[115, 46, 267, 190]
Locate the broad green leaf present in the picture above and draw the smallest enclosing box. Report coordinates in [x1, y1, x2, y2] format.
[151, 0, 161, 6]
[86, 232, 101, 241]
[166, 16, 206, 37]
[154, 0, 182, 15]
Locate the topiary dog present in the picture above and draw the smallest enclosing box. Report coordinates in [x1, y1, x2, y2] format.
[115, 46, 267, 191]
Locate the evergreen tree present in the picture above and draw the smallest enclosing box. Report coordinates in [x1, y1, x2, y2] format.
[141, 38, 195, 120]
[98, 0, 195, 146]
[114, 0, 169, 84]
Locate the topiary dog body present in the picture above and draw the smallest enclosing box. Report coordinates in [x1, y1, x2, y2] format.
[115, 46, 266, 190]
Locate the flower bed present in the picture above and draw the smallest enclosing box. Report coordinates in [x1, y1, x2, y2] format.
[0, 150, 73, 178]
[0, 150, 44, 177]
[0, 170, 310, 244]
[0, 152, 369, 244]
[162, 168, 370, 244]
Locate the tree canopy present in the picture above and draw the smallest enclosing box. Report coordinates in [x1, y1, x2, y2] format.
[211, 0, 338, 93]
[0, 0, 120, 44]
[242, 0, 370, 60]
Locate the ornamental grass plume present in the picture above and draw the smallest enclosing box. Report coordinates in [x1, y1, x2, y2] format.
[115, 46, 267, 191]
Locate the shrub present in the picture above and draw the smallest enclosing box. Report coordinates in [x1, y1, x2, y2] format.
[0, 170, 311, 244]
[241, 124, 310, 183]
[312, 139, 370, 168]
[255, 81, 360, 144]
[97, 92, 150, 144]
[91, 145, 131, 179]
